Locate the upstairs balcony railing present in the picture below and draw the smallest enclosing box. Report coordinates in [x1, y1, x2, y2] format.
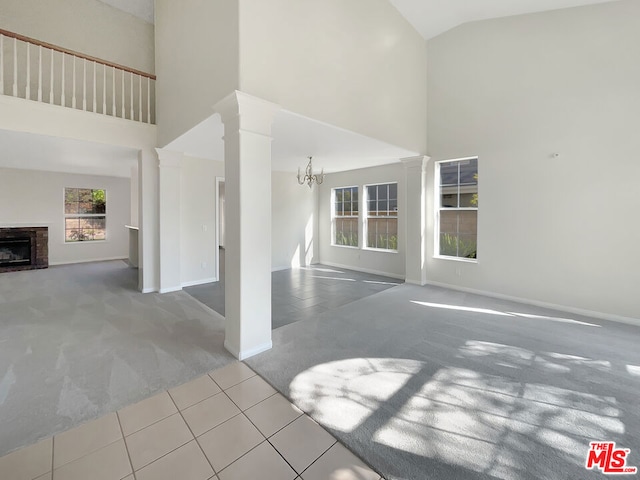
[0, 29, 156, 124]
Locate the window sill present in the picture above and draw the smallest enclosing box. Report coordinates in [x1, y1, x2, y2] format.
[362, 247, 398, 254]
[433, 255, 477, 264]
[331, 244, 359, 250]
[65, 240, 108, 244]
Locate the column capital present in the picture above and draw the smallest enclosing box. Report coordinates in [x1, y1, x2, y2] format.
[213, 90, 280, 137]
[400, 155, 430, 170]
[155, 148, 183, 168]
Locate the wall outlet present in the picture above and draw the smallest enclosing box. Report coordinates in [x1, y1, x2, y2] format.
[201, 262, 207, 269]
[455, 267, 461, 276]
[202, 224, 207, 232]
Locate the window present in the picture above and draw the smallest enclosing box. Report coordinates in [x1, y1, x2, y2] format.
[365, 183, 398, 250]
[332, 186, 358, 247]
[64, 188, 106, 242]
[437, 158, 477, 259]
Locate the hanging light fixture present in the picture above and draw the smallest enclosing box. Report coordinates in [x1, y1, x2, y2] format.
[297, 156, 325, 188]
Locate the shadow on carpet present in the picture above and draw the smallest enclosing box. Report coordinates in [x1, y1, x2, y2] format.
[246, 283, 640, 480]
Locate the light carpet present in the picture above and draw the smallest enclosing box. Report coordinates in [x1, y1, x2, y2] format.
[246, 283, 640, 480]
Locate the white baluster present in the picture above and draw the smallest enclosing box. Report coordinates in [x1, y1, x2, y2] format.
[25, 43, 31, 99]
[72, 56, 76, 108]
[61, 53, 65, 106]
[82, 59, 86, 110]
[102, 64, 106, 114]
[138, 75, 142, 122]
[112, 66, 116, 116]
[13, 37, 18, 97]
[38, 46, 43, 102]
[121, 70, 125, 118]
[92, 61, 97, 112]
[0, 35, 4, 95]
[49, 48, 54, 103]
[147, 77, 151, 124]
[129, 72, 134, 120]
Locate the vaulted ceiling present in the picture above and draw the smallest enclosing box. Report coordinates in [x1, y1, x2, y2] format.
[97, 0, 619, 39]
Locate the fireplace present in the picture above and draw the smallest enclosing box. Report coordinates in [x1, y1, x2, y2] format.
[0, 227, 48, 272]
[0, 237, 31, 267]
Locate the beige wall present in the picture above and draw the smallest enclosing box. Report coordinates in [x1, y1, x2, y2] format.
[272, 171, 317, 270]
[0, 0, 154, 73]
[239, 0, 427, 153]
[0, 167, 130, 265]
[180, 157, 224, 286]
[426, 0, 640, 320]
[155, 0, 240, 146]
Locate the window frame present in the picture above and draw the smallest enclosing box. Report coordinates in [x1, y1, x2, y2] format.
[435, 157, 478, 262]
[63, 187, 107, 243]
[363, 182, 399, 253]
[331, 186, 360, 249]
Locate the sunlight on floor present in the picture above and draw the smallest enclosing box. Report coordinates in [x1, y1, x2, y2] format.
[626, 364, 640, 376]
[289, 340, 626, 480]
[310, 276, 357, 282]
[411, 300, 601, 327]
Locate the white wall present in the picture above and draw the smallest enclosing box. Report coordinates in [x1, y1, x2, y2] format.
[318, 163, 406, 279]
[239, 0, 427, 154]
[0, 0, 154, 73]
[155, 0, 239, 147]
[426, 0, 640, 320]
[180, 157, 224, 287]
[272, 172, 317, 270]
[0, 168, 130, 265]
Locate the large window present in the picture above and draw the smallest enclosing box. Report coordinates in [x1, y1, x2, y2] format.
[64, 188, 106, 242]
[437, 158, 477, 259]
[333, 186, 359, 247]
[365, 183, 398, 250]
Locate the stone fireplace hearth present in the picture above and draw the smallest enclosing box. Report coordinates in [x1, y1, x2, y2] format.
[0, 227, 48, 272]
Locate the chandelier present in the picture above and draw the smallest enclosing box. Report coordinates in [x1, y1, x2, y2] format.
[297, 156, 325, 188]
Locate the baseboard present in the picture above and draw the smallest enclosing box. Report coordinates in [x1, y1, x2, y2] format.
[423, 280, 640, 327]
[159, 286, 182, 294]
[141, 287, 157, 294]
[181, 277, 217, 288]
[49, 256, 127, 266]
[224, 339, 273, 360]
[320, 261, 405, 280]
[271, 265, 290, 272]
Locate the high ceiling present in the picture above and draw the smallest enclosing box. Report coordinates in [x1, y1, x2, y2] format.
[97, 0, 619, 39]
[389, 0, 619, 39]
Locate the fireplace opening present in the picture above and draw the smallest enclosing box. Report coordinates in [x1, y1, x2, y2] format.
[0, 237, 32, 268]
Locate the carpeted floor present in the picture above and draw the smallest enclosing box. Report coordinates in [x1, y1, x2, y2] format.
[246, 283, 640, 480]
[0, 261, 234, 457]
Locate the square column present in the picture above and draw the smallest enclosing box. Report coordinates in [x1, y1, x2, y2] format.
[156, 148, 184, 293]
[402, 156, 430, 285]
[214, 91, 280, 360]
[138, 148, 159, 293]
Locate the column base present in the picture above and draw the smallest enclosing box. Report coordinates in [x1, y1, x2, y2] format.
[224, 339, 273, 361]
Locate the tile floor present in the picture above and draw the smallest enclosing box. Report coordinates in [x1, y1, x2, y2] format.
[0, 362, 383, 480]
[185, 251, 401, 329]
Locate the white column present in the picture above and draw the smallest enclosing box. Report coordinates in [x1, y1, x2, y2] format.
[156, 148, 183, 293]
[402, 156, 430, 285]
[214, 91, 279, 360]
[138, 148, 159, 293]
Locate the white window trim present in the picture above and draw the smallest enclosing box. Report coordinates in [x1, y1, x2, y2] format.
[331, 186, 359, 249]
[63, 187, 107, 243]
[435, 157, 478, 262]
[363, 181, 398, 253]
